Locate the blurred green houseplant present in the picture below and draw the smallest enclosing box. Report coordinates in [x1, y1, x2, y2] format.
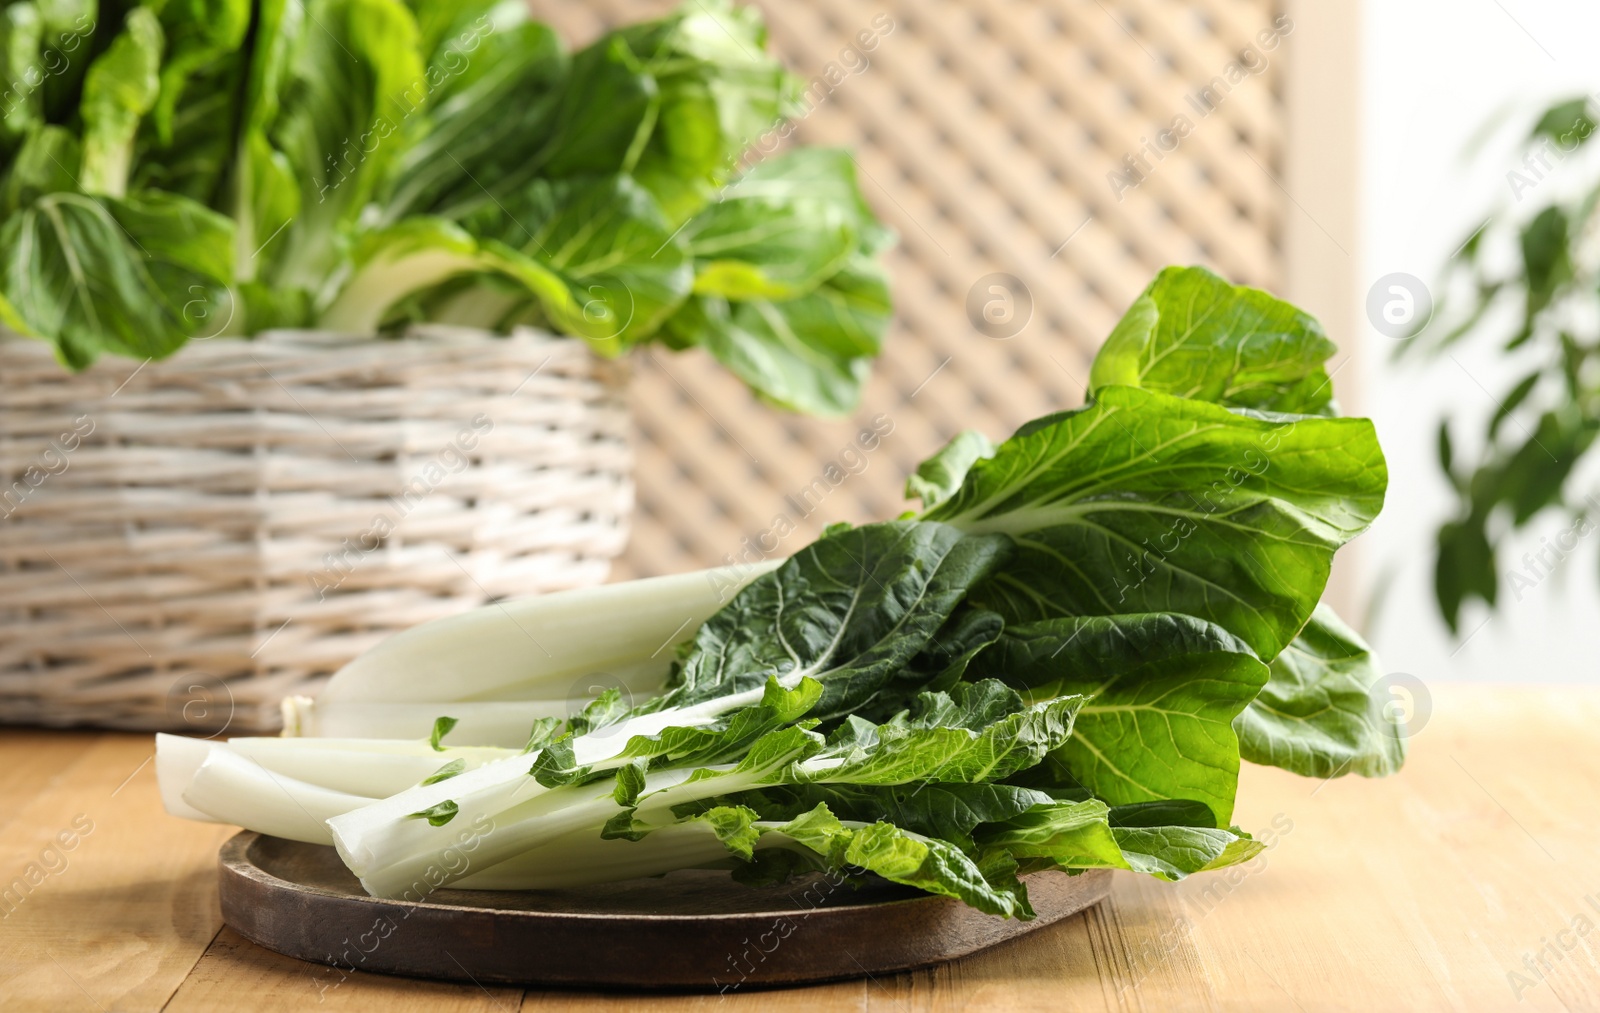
[1421, 96, 1600, 630]
[0, 0, 892, 415]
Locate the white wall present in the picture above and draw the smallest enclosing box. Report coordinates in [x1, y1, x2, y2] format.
[1360, 0, 1600, 683]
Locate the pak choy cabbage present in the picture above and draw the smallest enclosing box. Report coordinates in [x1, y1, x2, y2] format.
[156, 267, 1404, 917]
[0, 0, 891, 415]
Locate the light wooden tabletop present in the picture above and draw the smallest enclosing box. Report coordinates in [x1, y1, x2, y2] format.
[2, 683, 1597, 1012]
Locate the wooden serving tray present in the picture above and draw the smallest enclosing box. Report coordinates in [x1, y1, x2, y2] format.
[218, 832, 1112, 990]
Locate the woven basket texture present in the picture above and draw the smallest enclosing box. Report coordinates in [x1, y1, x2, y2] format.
[0, 327, 632, 733]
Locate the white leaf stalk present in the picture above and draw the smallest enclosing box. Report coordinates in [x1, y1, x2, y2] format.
[446, 820, 870, 892]
[283, 562, 779, 745]
[328, 683, 779, 898]
[451, 822, 738, 890]
[155, 733, 517, 844]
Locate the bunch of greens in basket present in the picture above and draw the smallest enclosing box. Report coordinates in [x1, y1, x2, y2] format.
[1407, 97, 1600, 630]
[0, 0, 891, 414]
[158, 267, 1405, 917]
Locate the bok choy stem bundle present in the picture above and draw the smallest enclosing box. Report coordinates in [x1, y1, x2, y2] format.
[157, 266, 1405, 917]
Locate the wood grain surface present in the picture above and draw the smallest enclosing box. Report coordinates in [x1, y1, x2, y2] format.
[215, 833, 1112, 989]
[3, 684, 1598, 1011]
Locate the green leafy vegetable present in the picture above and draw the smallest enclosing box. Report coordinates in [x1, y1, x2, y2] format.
[924, 385, 1387, 661]
[156, 264, 1398, 920]
[907, 430, 996, 511]
[1089, 265, 1338, 416]
[0, 1, 891, 411]
[78, 8, 163, 198]
[0, 191, 234, 368]
[971, 613, 1267, 824]
[1235, 605, 1406, 778]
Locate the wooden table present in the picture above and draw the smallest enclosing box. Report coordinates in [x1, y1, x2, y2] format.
[2, 683, 1598, 1011]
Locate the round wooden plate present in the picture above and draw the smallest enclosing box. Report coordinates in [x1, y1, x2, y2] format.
[218, 832, 1112, 991]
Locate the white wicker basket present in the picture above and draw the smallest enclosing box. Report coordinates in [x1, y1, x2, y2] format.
[0, 326, 633, 733]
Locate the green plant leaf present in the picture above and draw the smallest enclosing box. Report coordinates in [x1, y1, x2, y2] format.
[2, 125, 80, 214]
[1088, 265, 1338, 416]
[484, 174, 693, 351]
[676, 252, 889, 415]
[539, 32, 657, 179]
[147, 0, 250, 146]
[684, 148, 880, 300]
[845, 820, 1034, 918]
[976, 797, 1262, 882]
[666, 520, 1011, 716]
[406, 800, 459, 826]
[322, 180, 694, 352]
[1519, 206, 1572, 331]
[266, 0, 426, 295]
[622, 0, 798, 224]
[79, 8, 163, 197]
[686, 194, 853, 301]
[1235, 604, 1406, 779]
[891, 606, 1005, 694]
[0, 5, 45, 145]
[428, 715, 458, 751]
[1435, 512, 1496, 634]
[419, 758, 465, 786]
[924, 385, 1388, 661]
[383, 17, 566, 223]
[0, 190, 234, 367]
[721, 781, 1054, 845]
[1531, 96, 1597, 145]
[907, 430, 996, 510]
[969, 612, 1267, 824]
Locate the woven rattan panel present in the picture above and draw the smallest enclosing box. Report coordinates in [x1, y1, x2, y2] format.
[529, 0, 1287, 580]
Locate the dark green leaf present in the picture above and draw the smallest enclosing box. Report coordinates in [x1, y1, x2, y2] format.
[1434, 515, 1496, 634]
[568, 688, 630, 737]
[665, 520, 1011, 716]
[1530, 97, 1596, 146]
[611, 757, 649, 806]
[843, 820, 1034, 919]
[716, 781, 1054, 844]
[522, 716, 564, 754]
[383, 19, 566, 222]
[419, 757, 465, 786]
[975, 797, 1261, 882]
[892, 606, 1005, 694]
[0, 190, 234, 367]
[483, 174, 693, 351]
[969, 612, 1268, 824]
[2, 125, 80, 214]
[1520, 206, 1572, 325]
[406, 800, 459, 826]
[925, 385, 1388, 660]
[539, 32, 657, 178]
[428, 715, 458, 751]
[147, 0, 250, 145]
[683, 149, 887, 299]
[1436, 420, 1455, 482]
[623, 0, 798, 224]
